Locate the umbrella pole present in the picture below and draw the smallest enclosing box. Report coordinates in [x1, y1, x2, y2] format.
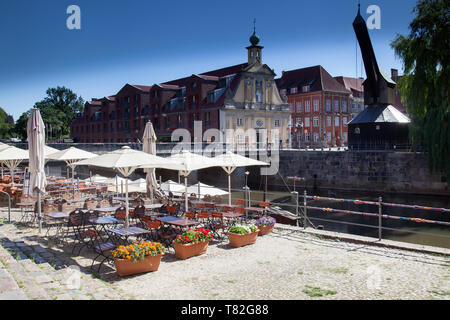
[72, 166, 75, 199]
[125, 177, 129, 231]
[38, 190, 42, 234]
[228, 173, 232, 206]
[184, 175, 188, 212]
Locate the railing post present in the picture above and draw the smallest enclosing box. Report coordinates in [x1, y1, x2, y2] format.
[378, 196, 383, 241]
[291, 191, 299, 227]
[303, 190, 307, 229]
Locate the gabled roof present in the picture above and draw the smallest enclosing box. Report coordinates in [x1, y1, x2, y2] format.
[130, 84, 152, 92]
[334, 76, 364, 93]
[276, 65, 351, 94]
[348, 105, 410, 125]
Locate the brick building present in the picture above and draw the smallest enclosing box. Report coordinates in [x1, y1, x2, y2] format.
[71, 29, 291, 147]
[334, 76, 366, 121]
[276, 66, 351, 148]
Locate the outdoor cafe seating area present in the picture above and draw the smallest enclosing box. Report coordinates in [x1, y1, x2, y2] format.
[8, 182, 271, 273]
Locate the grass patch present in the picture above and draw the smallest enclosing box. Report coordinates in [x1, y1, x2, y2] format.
[428, 289, 450, 296]
[324, 267, 348, 274]
[303, 285, 337, 297]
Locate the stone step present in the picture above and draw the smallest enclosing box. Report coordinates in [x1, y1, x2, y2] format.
[0, 222, 130, 300]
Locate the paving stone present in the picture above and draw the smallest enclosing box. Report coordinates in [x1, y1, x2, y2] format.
[0, 289, 28, 300]
[24, 286, 50, 300]
[55, 293, 73, 300]
[0, 276, 19, 291]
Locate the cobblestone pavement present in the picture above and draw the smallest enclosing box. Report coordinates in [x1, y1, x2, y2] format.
[0, 208, 449, 300]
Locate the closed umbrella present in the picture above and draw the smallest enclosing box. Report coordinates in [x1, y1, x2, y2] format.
[141, 151, 217, 212]
[213, 151, 269, 205]
[74, 146, 174, 230]
[26, 108, 47, 233]
[142, 121, 158, 203]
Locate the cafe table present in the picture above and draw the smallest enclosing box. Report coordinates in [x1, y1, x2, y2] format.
[94, 206, 120, 215]
[144, 203, 164, 210]
[156, 215, 201, 232]
[105, 226, 151, 245]
[45, 211, 71, 241]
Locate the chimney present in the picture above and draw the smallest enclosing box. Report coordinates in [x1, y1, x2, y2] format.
[391, 68, 398, 80]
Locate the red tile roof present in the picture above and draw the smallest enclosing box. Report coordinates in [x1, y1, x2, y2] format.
[276, 65, 350, 94]
[131, 85, 152, 92]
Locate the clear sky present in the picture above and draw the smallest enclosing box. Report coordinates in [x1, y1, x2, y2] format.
[0, 0, 417, 121]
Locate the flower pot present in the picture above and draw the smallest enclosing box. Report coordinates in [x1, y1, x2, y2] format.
[114, 254, 162, 277]
[228, 230, 259, 248]
[173, 240, 209, 260]
[258, 225, 274, 236]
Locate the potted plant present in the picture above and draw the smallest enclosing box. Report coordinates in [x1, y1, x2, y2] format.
[112, 241, 166, 277]
[228, 223, 259, 248]
[255, 216, 276, 236]
[173, 228, 214, 260]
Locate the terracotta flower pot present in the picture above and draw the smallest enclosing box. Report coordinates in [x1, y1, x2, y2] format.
[173, 240, 209, 260]
[228, 230, 259, 248]
[258, 225, 274, 236]
[114, 254, 162, 277]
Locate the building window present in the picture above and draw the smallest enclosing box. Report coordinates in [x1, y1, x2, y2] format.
[296, 102, 302, 113]
[326, 99, 331, 112]
[343, 117, 348, 126]
[256, 89, 262, 103]
[342, 101, 347, 112]
[305, 101, 311, 113]
[327, 132, 332, 142]
[326, 116, 331, 126]
[305, 131, 310, 142]
[304, 117, 310, 127]
[302, 85, 310, 93]
[344, 132, 348, 142]
[334, 116, 340, 126]
[237, 118, 244, 127]
[289, 103, 294, 112]
[280, 89, 287, 96]
[313, 132, 319, 142]
[313, 117, 319, 127]
[313, 100, 319, 112]
[334, 100, 339, 112]
[274, 120, 280, 127]
[355, 127, 360, 134]
[290, 87, 298, 94]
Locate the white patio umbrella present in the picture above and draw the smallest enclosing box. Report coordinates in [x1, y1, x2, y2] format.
[141, 151, 217, 212]
[26, 108, 47, 233]
[160, 180, 185, 197]
[74, 146, 174, 230]
[0, 142, 11, 179]
[0, 145, 29, 187]
[47, 147, 98, 197]
[142, 121, 158, 203]
[213, 151, 269, 205]
[187, 182, 228, 198]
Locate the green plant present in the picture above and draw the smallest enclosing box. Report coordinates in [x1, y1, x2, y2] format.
[303, 285, 337, 297]
[111, 241, 165, 262]
[173, 228, 214, 245]
[229, 223, 258, 234]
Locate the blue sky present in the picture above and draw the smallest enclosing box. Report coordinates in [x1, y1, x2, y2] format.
[0, 0, 417, 121]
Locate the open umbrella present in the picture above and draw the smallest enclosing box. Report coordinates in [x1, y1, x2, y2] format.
[0, 145, 29, 187]
[160, 180, 185, 197]
[141, 151, 217, 212]
[74, 146, 174, 230]
[47, 147, 98, 197]
[142, 121, 158, 203]
[186, 182, 228, 198]
[26, 108, 47, 233]
[213, 151, 269, 205]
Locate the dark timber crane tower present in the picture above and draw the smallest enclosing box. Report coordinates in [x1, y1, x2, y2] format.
[348, 4, 410, 150]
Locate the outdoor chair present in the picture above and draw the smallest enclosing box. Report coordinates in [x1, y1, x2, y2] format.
[196, 210, 211, 228]
[98, 198, 110, 208]
[259, 201, 270, 216]
[67, 209, 90, 255]
[142, 217, 177, 249]
[222, 206, 233, 213]
[202, 194, 212, 202]
[235, 199, 245, 206]
[185, 211, 195, 219]
[212, 195, 222, 203]
[210, 211, 229, 240]
[133, 204, 146, 222]
[164, 205, 177, 216]
[84, 198, 98, 210]
[86, 228, 115, 274]
[204, 202, 215, 211]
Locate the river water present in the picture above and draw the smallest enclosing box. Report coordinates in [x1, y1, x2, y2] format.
[241, 187, 450, 249]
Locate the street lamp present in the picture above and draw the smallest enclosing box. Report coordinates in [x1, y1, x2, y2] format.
[294, 121, 303, 149]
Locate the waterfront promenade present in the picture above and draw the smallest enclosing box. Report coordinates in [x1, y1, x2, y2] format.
[0, 207, 448, 300]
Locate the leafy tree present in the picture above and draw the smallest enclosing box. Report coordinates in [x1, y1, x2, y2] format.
[13, 86, 84, 140]
[391, 0, 449, 182]
[0, 107, 14, 139]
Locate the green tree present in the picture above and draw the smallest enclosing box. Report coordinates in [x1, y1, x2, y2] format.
[14, 86, 84, 140]
[391, 0, 449, 181]
[0, 107, 14, 139]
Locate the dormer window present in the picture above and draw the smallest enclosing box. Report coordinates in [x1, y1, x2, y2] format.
[191, 82, 197, 91]
[302, 85, 310, 93]
[290, 87, 298, 94]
